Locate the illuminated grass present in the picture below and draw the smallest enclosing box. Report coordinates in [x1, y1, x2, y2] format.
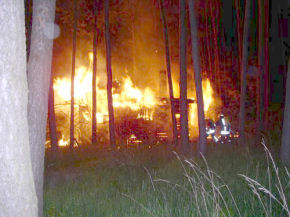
[44, 144, 289, 217]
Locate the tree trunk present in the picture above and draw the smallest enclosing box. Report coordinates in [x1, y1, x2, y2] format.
[27, 0, 56, 216]
[159, 0, 178, 146]
[263, 0, 269, 127]
[92, 0, 99, 144]
[179, 0, 189, 151]
[188, 0, 207, 155]
[238, 0, 251, 145]
[48, 72, 58, 152]
[235, 0, 242, 91]
[0, 1, 37, 216]
[204, 4, 213, 82]
[257, 0, 265, 139]
[281, 57, 290, 165]
[105, 0, 116, 148]
[209, 0, 221, 97]
[70, 0, 78, 149]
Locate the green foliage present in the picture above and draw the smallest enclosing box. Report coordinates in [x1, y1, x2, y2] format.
[44, 144, 289, 217]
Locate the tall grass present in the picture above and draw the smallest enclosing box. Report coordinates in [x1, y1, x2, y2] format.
[44, 143, 289, 217]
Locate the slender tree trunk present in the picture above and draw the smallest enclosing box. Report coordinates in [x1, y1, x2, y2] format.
[27, 0, 56, 216]
[238, 0, 251, 145]
[188, 0, 207, 155]
[92, 0, 99, 144]
[281, 58, 290, 166]
[48, 73, 58, 152]
[264, 0, 269, 127]
[159, 0, 178, 146]
[0, 1, 37, 216]
[235, 0, 242, 90]
[180, 0, 189, 151]
[205, 1, 214, 86]
[105, 0, 116, 148]
[70, 0, 78, 149]
[257, 0, 265, 138]
[209, 0, 221, 97]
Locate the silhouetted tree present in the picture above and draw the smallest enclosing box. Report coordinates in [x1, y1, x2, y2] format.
[0, 1, 37, 216]
[257, 0, 265, 138]
[105, 0, 116, 147]
[179, 0, 189, 151]
[92, 0, 99, 144]
[238, 0, 250, 145]
[48, 73, 58, 152]
[70, 0, 78, 149]
[27, 0, 56, 216]
[159, 0, 178, 146]
[188, 0, 207, 155]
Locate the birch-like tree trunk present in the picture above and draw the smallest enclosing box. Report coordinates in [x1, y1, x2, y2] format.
[238, 0, 251, 145]
[159, 0, 178, 146]
[188, 0, 207, 155]
[27, 0, 56, 216]
[105, 0, 116, 147]
[180, 0, 189, 151]
[0, 1, 37, 216]
[281, 58, 290, 165]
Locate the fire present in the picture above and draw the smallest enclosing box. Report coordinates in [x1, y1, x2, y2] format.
[51, 52, 217, 147]
[113, 77, 156, 110]
[189, 79, 215, 136]
[58, 135, 69, 147]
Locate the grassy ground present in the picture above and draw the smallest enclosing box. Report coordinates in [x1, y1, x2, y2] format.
[44, 141, 289, 217]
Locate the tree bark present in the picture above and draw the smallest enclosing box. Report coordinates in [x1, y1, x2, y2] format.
[0, 1, 37, 216]
[92, 0, 99, 144]
[159, 0, 178, 146]
[188, 0, 207, 155]
[48, 73, 58, 152]
[180, 0, 189, 151]
[105, 0, 116, 148]
[27, 0, 56, 216]
[238, 0, 251, 145]
[281, 58, 290, 165]
[70, 0, 78, 149]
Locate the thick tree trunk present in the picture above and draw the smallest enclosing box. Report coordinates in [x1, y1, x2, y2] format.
[70, 0, 78, 149]
[105, 0, 116, 148]
[180, 0, 189, 151]
[281, 58, 290, 165]
[238, 0, 251, 145]
[188, 0, 207, 155]
[48, 74, 58, 152]
[0, 1, 37, 216]
[159, 0, 178, 146]
[27, 0, 56, 216]
[92, 0, 99, 144]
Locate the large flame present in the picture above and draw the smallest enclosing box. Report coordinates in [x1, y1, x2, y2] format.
[51, 52, 216, 146]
